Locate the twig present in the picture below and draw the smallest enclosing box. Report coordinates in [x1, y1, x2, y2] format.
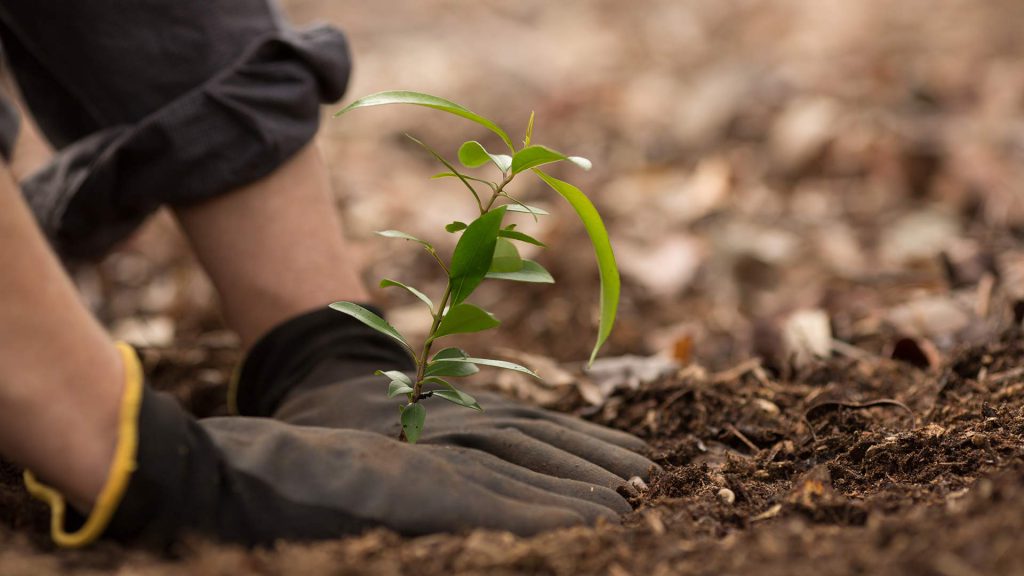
[726, 423, 760, 453]
[802, 398, 916, 440]
[985, 366, 1024, 385]
[711, 358, 764, 384]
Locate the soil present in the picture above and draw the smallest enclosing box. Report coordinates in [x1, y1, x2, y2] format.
[4, 0, 1024, 574]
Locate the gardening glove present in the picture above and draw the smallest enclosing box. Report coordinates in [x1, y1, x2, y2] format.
[23, 344, 629, 549]
[233, 307, 658, 497]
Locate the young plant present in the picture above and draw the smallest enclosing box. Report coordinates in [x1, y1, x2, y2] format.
[330, 91, 619, 443]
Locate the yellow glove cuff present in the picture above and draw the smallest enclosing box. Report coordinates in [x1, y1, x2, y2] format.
[23, 342, 144, 548]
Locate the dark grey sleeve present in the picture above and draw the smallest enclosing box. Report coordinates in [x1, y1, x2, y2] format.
[0, 1, 352, 260]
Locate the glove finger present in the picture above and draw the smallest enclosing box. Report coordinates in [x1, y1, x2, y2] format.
[207, 419, 589, 538]
[488, 418, 657, 482]
[536, 410, 652, 452]
[409, 471, 592, 536]
[434, 445, 626, 523]
[434, 440, 626, 512]
[424, 427, 625, 489]
[465, 392, 651, 452]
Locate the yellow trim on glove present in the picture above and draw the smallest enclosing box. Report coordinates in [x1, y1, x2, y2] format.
[23, 342, 144, 548]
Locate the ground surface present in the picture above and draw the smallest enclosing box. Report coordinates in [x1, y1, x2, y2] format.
[4, 0, 1024, 574]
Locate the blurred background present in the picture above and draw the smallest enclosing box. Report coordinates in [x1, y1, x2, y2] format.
[81, 0, 1024, 372]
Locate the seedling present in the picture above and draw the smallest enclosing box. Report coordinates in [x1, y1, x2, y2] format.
[330, 91, 619, 443]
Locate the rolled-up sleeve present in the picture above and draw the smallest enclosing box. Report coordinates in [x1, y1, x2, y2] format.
[0, 1, 352, 259]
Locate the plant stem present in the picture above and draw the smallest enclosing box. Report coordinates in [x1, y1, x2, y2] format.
[483, 173, 515, 213]
[411, 282, 453, 404]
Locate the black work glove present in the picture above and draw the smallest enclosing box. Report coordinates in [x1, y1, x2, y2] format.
[234, 308, 657, 496]
[25, 345, 629, 549]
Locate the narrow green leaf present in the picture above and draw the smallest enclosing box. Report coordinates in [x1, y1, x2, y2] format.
[489, 238, 523, 273]
[432, 389, 481, 410]
[433, 303, 501, 339]
[445, 221, 468, 233]
[433, 389, 483, 410]
[458, 141, 512, 172]
[429, 357, 540, 379]
[524, 111, 536, 147]
[401, 402, 426, 444]
[420, 377, 482, 410]
[485, 259, 555, 283]
[510, 145, 592, 174]
[407, 135, 482, 209]
[426, 347, 480, 377]
[376, 229, 433, 250]
[498, 229, 546, 247]
[380, 279, 434, 311]
[449, 207, 507, 305]
[335, 91, 514, 151]
[504, 203, 549, 216]
[330, 302, 415, 358]
[431, 173, 497, 190]
[534, 170, 619, 365]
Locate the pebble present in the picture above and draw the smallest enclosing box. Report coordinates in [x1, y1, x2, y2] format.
[717, 488, 736, 504]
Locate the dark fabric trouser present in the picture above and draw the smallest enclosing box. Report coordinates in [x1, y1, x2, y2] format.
[0, 0, 352, 260]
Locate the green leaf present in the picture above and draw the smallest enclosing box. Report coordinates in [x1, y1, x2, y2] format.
[377, 370, 415, 398]
[485, 259, 555, 283]
[376, 229, 433, 250]
[431, 173, 497, 190]
[401, 402, 426, 444]
[510, 145, 592, 174]
[335, 91, 514, 152]
[387, 380, 415, 398]
[432, 389, 482, 410]
[380, 279, 434, 311]
[376, 370, 414, 387]
[505, 203, 549, 216]
[448, 206, 507, 305]
[489, 238, 523, 273]
[432, 303, 501, 339]
[329, 302, 415, 358]
[425, 361, 479, 378]
[429, 357, 540, 379]
[445, 221, 468, 233]
[535, 170, 619, 365]
[524, 111, 536, 147]
[458, 141, 513, 172]
[407, 135, 482, 209]
[431, 347, 471, 361]
[426, 347, 480, 377]
[425, 378, 482, 411]
[498, 229, 546, 247]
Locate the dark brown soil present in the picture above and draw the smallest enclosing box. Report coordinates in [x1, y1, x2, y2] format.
[3, 332, 1024, 575]
[4, 0, 1024, 574]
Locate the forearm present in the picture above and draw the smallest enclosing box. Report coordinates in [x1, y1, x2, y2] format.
[0, 164, 122, 510]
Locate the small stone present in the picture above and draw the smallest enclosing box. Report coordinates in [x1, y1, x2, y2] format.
[628, 476, 649, 492]
[752, 398, 781, 415]
[717, 488, 736, 504]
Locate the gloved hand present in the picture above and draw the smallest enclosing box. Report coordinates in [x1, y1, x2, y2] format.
[25, 344, 630, 549]
[233, 308, 658, 496]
